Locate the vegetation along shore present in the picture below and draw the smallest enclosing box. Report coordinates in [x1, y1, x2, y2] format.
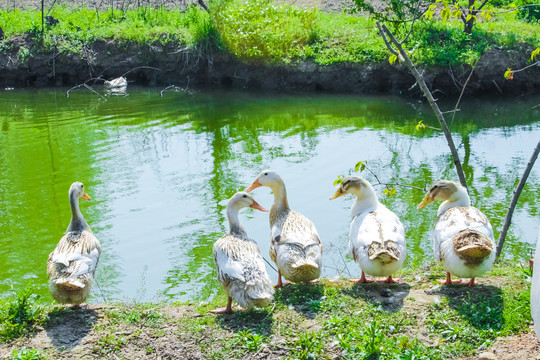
[1, 1, 539, 359]
[0, 0, 538, 96]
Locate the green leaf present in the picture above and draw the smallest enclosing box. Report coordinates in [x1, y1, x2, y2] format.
[452, 10, 462, 19]
[441, 7, 451, 21]
[383, 187, 396, 197]
[333, 176, 343, 186]
[355, 161, 366, 173]
[504, 68, 514, 80]
[388, 54, 398, 64]
[484, 10, 492, 22]
[415, 120, 427, 131]
[531, 48, 540, 62]
[425, 9, 434, 19]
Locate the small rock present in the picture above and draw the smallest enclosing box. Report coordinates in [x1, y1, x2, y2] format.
[477, 352, 497, 360]
[381, 288, 392, 297]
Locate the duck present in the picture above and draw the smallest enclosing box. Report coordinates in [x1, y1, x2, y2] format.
[211, 192, 274, 314]
[417, 180, 495, 286]
[104, 76, 127, 90]
[245, 170, 322, 287]
[330, 176, 406, 283]
[47, 182, 101, 305]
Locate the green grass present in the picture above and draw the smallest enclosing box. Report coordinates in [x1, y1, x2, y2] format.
[0, 282, 46, 341]
[0, 263, 533, 359]
[10, 348, 46, 360]
[189, 261, 532, 360]
[0, 1, 538, 67]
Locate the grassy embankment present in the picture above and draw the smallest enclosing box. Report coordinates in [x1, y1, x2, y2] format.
[0, 262, 533, 359]
[0, 0, 539, 67]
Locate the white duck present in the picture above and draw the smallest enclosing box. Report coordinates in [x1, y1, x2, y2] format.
[211, 192, 274, 314]
[47, 182, 101, 305]
[330, 176, 406, 283]
[104, 76, 127, 90]
[417, 180, 495, 286]
[245, 170, 322, 287]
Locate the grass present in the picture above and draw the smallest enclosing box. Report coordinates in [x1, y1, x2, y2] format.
[0, 1, 538, 67]
[0, 282, 46, 341]
[0, 262, 534, 359]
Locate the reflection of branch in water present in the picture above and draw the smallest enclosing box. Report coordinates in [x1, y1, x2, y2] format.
[362, 164, 426, 192]
[160, 76, 193, 97]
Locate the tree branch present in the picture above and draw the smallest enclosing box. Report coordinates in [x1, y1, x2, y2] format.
[377, 21, 468, 189]
[496, 139, 540, 259]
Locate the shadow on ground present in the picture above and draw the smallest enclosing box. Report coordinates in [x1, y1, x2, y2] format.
[427, 284, 504, 329]
[342, 281, 411, 312]
[45, 306, 98, 351]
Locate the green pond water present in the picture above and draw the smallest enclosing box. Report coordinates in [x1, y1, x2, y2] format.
[0, 88, 538, 303]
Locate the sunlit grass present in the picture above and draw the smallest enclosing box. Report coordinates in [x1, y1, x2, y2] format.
[0, 1, 538, 66]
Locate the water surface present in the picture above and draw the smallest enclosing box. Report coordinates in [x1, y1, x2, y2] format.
[0, 88, 538, 303]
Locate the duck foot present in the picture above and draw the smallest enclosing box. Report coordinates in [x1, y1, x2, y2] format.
[209, 307, 234, 314]
[438, 272, 462, 285]
[209, 297, 236, 314]
[350, 272, 373, 283]
[274, 271, 290, 288]
[378, 275, 399, 283]
[465, 278, 477, 287]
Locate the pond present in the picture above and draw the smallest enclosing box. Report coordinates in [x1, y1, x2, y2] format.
[0, 87, 538, 303]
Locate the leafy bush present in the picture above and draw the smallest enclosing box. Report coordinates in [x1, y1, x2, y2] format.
[211, 0, 317, 63]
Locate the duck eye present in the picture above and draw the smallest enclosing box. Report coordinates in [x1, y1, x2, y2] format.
[80, 184, 84, 188]
[243, 194, 247, 198]
[264, 172, 268, 176]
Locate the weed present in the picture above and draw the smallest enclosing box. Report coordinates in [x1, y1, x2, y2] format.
[104, 302, 165, 328]
[290, 331, 324, 360]
[93, 333, 127, 355]
[234, 329, 265, 352]
[0, 283, 45, 341]
[10, 348, 44, 360]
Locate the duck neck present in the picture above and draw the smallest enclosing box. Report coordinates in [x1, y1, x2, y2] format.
[351, 190, 378, 219]
[269, 182, 290, 215]
[68, 193, 89, 232]
[227, 206, 247, 237]
[437, 187, 471, 216]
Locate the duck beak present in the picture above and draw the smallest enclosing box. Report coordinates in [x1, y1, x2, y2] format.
[329, 188, 345, 200]
[245, 179, 262, 192]
[249, 200, 268, 212]
[82, 193, 91, 200]
[417, 193, 433, 209]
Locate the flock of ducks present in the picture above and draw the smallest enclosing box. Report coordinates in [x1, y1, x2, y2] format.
[46, 170, 496, 312]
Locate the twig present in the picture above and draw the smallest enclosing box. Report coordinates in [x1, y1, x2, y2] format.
[263, 257, 277, 273]
[510, 61, 540, 75]
[362, 164, 425, 192]
[120, 65, 161, 78]
[496, 139, 540, 259]
[377, 21, 468, 190]
[450, 58, 480, 125]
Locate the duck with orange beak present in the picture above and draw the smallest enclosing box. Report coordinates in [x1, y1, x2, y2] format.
[417, 180, 495, 286]
[245, 170, 322, 287]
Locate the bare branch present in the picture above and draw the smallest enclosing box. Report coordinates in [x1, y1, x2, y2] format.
[377, 21, 468, 189]
[496, 139, 540, 259]
[451, 58, 480, 125]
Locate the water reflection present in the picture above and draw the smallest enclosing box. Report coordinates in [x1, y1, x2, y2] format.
[0, 88, 538, 303]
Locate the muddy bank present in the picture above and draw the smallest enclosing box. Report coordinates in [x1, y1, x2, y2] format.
[0, 35, 539, 97]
